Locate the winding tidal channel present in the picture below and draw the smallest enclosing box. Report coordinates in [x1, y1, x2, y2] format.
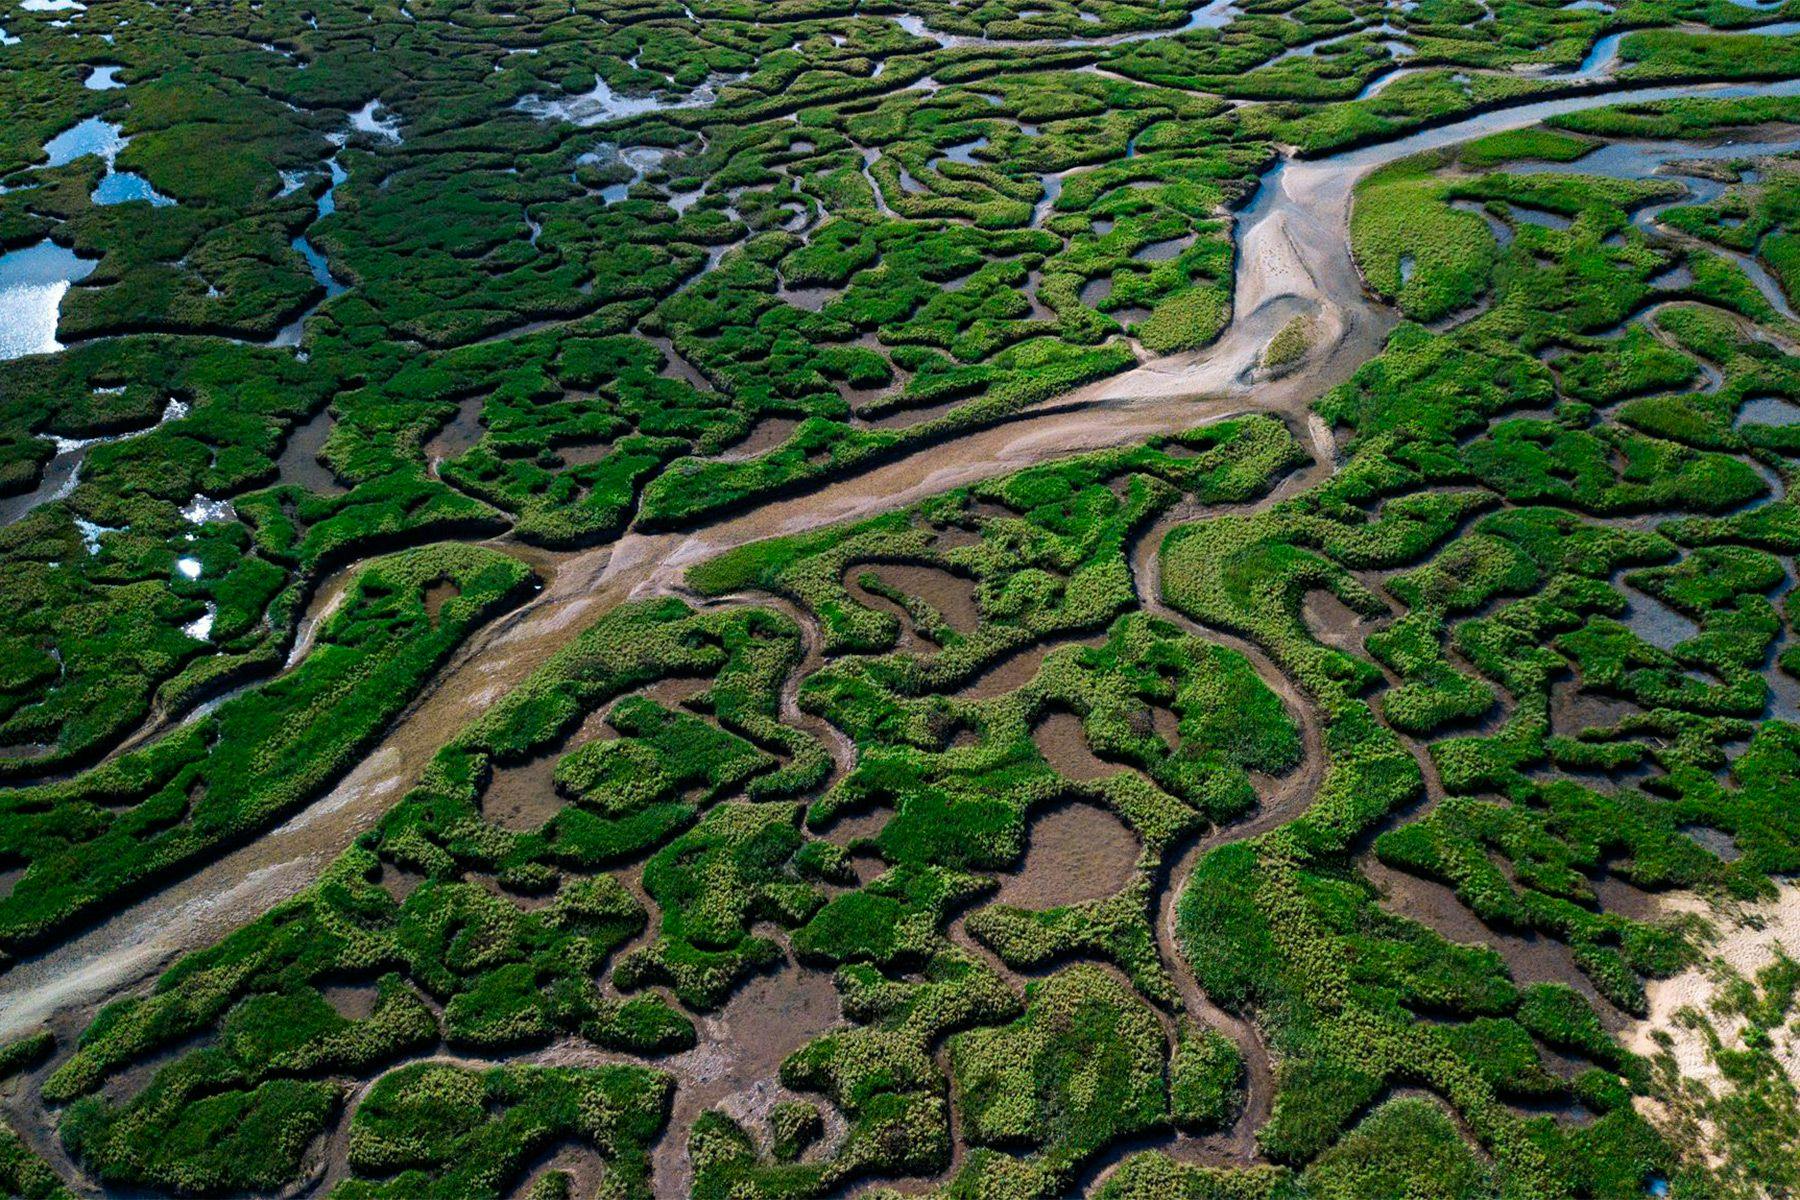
[4, 55, 1800, 1189]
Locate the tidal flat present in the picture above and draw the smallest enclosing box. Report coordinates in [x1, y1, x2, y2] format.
[4, 0, 1800, 1196]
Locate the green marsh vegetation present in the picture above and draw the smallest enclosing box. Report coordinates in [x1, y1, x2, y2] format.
[1157, 99, 1800, 1197]
[0, 544, 536, 961]
[6, 0, 1800, 1194]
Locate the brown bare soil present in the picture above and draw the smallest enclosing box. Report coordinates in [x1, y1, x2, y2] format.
[995, 801, 1140, 908]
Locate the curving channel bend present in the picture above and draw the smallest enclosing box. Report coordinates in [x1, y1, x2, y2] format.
[1, 75, 1796, 1069]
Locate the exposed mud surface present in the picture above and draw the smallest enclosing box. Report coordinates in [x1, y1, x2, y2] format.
[651, 961, 844, 1195]
[1362, 855, 1622, 1022]
[1153, 833, 1275, 1165]
[952, 632, 1107, 699]
[14, 70, 1800, 1200]
[421, 577, 461, 622]
[1588, 870, 1660, 923]
[862, 562, 980, 634]
[822, 805, 891, 847]
[1031, 710, 1120, 782]
[1623, 586, 1699, 651]
[482, 751, 566, 832]
[842, 561, 982, 653]
[1552, 677, 1643, 736]
[1301, 587, 1376, 653]
[995, 801, 1141, 908]
[553, 438, 616, 467]
[319, 979, 381, 1021]
[423, 394, 485, 471]
[509, 1142, 607, 1200]
[0, 536, 607, 1040]
[718, 415, 802, 462]
[274, 406, 346, 495]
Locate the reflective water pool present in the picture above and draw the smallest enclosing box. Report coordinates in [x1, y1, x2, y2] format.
[0, 240, 96, 360]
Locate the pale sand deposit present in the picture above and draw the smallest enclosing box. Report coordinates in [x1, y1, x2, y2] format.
[1628, 883, 1800, 1164]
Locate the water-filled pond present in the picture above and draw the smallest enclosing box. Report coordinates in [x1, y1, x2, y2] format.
[0, 240, 96, 361]
[42, 115, 124, 166]
[517, 74, 730, 125]
[91, 170, 173, 206]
